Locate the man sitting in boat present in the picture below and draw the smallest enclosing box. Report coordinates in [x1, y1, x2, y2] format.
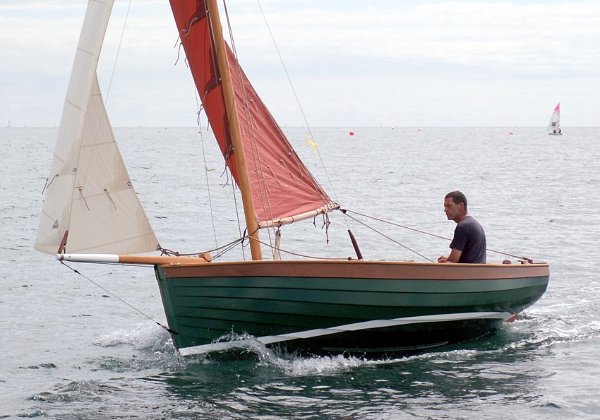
[438, 190, 486, 264]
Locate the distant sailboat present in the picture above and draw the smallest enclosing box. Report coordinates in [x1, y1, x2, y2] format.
[35, 0, 549, 357]
[548, 103, 562, 135]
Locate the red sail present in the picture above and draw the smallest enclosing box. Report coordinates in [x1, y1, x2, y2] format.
[170, 1, 336, 226]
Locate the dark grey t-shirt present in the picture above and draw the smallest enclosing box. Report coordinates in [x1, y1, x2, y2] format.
[450, 216, 486, 263]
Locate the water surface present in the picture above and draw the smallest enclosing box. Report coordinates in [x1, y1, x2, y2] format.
[1, 126, 599, 419]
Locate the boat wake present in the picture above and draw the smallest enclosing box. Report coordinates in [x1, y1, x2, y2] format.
[510, 311, 600, 348]
[94, 322, 173, 353]
[88, 310, 600, 378]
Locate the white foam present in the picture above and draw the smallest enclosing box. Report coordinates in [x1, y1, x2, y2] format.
[94, 322, 172, 353]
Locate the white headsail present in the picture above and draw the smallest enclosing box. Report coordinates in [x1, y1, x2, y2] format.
[35, 0, 158, 255]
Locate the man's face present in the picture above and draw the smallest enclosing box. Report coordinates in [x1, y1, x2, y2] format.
[444, 197, 464, 222]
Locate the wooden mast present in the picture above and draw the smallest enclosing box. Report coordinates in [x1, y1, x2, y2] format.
[206, 0, 262, 260]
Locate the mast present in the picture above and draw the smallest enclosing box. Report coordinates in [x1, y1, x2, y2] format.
[206, 0, 262, 260]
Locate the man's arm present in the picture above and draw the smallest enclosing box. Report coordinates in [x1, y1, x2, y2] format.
[438, 248, 463, 263]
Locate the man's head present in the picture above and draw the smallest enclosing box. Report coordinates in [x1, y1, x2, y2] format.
[444, 190, 468, 223]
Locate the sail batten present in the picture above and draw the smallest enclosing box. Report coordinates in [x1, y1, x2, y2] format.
[170, 1, 336, 227]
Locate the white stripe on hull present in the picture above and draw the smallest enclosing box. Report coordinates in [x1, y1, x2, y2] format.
[178, 311, 511, 356]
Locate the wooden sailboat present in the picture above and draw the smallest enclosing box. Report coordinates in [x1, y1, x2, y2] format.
[548, 102, 562, 135]
[36, 0, 549, 357]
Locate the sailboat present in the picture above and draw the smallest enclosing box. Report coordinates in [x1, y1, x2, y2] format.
[548, 102, 562, 135]
[35, 1, 549, 357]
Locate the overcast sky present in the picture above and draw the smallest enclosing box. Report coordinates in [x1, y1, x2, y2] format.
[2, 0, 599, 127]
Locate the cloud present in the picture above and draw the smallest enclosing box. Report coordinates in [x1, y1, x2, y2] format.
[1, 1, 599, 127]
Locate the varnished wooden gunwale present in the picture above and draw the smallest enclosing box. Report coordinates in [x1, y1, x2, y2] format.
[162, 259, 549, 281]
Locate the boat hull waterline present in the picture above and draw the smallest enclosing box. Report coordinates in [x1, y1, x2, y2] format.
[154, 260, 549, 356]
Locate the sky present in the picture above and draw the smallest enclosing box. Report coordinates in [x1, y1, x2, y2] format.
[1, 0, 599, 127]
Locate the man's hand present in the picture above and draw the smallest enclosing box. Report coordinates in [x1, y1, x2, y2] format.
[438, 249, 462, 263]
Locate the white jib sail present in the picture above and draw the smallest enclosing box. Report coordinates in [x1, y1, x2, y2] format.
[35, 0, 158, 255]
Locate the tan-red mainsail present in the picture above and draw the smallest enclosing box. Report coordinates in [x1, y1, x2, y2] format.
[170, 1, 336, 227]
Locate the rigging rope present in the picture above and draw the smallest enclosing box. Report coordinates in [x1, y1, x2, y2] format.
[175, 1, 248, 259]
[159, 234, 246, 261]
[222, 0, 278, 256]
[256, 238, 348, 261]
[105, 0, 133, 104]
[343, 209, 452, 242]
[341, 208, 535, 262]
[254, 0, 343, 220]
[159, 207, 535, 263]
[341, 209, 434, 262]
[196, 104, 219, 250]
[59, 261, 177, 335]
[228, 173, 247, 260]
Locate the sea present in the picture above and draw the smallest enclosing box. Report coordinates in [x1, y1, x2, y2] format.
[1, 126, 599, 419]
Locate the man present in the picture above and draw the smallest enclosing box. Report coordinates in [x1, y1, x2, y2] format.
[438, 191, 486, 264]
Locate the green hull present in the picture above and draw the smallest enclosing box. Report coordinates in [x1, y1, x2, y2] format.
[155, 260, 549, 356]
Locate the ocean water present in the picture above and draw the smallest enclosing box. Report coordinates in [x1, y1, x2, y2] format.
[1, 126, 599, 419]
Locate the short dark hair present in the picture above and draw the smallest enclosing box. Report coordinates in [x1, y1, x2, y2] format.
[445, 190, 467, 210]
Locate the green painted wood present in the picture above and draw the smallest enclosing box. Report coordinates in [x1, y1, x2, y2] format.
[168, 275, 547, 293]
[166, 286, 545, 310]
[154, 266, 549, 351]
